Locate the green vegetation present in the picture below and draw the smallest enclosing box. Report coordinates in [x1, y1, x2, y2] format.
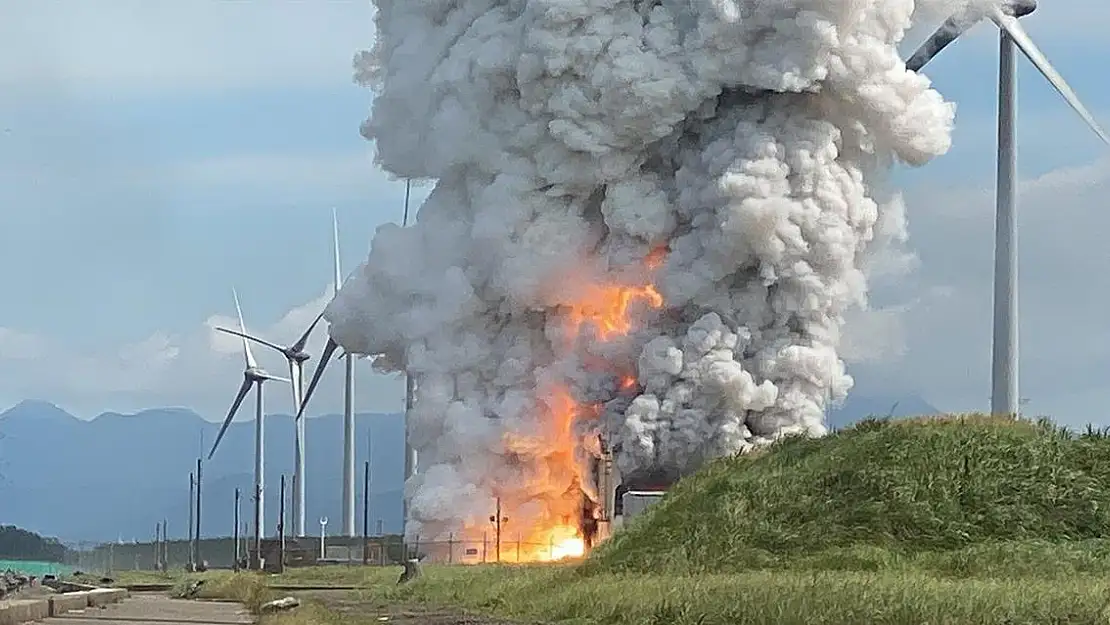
[187, 416, 1110, 624]
[0, 525, 70, 563]
[591, 414, 1110, 573]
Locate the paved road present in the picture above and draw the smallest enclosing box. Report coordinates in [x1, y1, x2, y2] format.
[47, 594, 253, 625]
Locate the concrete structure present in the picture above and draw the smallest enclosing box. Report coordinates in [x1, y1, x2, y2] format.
[0, 587, 130, 625]
[85, 589, 129, 608]
[0, 599, 48, 625]
[47, 593, 88, 616]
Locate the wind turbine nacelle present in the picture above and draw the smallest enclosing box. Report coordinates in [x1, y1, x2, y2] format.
[1002, 0, 1036, 17]
[246, 367, 273, 382]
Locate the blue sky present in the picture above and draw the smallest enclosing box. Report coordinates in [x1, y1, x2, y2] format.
[0, 1, 1108, 425]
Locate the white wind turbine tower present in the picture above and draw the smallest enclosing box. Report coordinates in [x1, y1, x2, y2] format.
[906, 0, 1109, 417]
[214, 305, 324, 538]
[286, 210, 358, 536]
[332, 208, 358, 538]
[209, 289, 288, 564]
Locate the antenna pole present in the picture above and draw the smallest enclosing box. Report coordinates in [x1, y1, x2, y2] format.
[991, 28, 1019, 418]
[362, 459, 370, 565]
[233, 487, 241, 571]
[187, 473, 195, 571]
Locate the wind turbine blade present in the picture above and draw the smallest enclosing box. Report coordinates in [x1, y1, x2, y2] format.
[215, 326, 287, 354]
[232, 288, 258, 369]
[261, 373, 290, 383]
[292, 310, 325, 353]
[991, 12, 1110, 145]
[296, 338, 340, 422]
[905, 10, 983, 72]
[210, 377, 252, 459]
[332, 208, 343, 295]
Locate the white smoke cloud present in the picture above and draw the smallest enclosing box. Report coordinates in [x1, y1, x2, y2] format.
[329, 0, 957, 543]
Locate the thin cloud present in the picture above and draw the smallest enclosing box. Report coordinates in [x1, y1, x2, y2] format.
[168, 151, 383, 201]
[0, 287, 404, 420]
[0, 1, 375, 96]
[858, 153, 1110, 423]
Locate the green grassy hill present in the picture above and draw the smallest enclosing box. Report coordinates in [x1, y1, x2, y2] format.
[590, 415, 1110, 576]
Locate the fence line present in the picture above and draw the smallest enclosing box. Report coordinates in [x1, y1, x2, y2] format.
[402, 533, 576, 564]
[75, 532, 575, 572]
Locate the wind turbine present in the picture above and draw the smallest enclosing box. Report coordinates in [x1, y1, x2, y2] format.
[208, 289, 288, 565]
[297, 183, 419, 537]
[906, 0, 1109, 417]
[332, 209, 358, 538]
[214, 307, 323, 539]
[284, 211, 358, 536]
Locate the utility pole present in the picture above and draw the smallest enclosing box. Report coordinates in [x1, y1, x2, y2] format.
[489, 497, 507, 563]
[233, 488, 241, 571]
[362, 460, 370, 565]
[195, 457, 202, 569]
[162, 520, 168, 572]
[187, 472, 195, 571]
[154, 523, 161, 572]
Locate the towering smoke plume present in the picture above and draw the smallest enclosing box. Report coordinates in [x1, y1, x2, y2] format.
[333, 0, 956, 553]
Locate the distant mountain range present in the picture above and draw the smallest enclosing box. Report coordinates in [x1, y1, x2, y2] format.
[0, 392, 937, 544]
[0, 401, 405, 544]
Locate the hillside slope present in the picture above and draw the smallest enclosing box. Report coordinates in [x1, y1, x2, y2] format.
[592, 415, 1110, 574]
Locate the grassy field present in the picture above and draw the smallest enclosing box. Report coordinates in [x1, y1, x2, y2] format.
[132, 416, 1110, 624]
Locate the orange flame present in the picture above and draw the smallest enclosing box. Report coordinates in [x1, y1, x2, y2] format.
[489, 249, 667, 563]
[564, 284, 663, 340]
[645, 245, 668, 269]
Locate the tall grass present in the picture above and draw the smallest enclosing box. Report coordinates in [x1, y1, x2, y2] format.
[591, 414, 1110, 573]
